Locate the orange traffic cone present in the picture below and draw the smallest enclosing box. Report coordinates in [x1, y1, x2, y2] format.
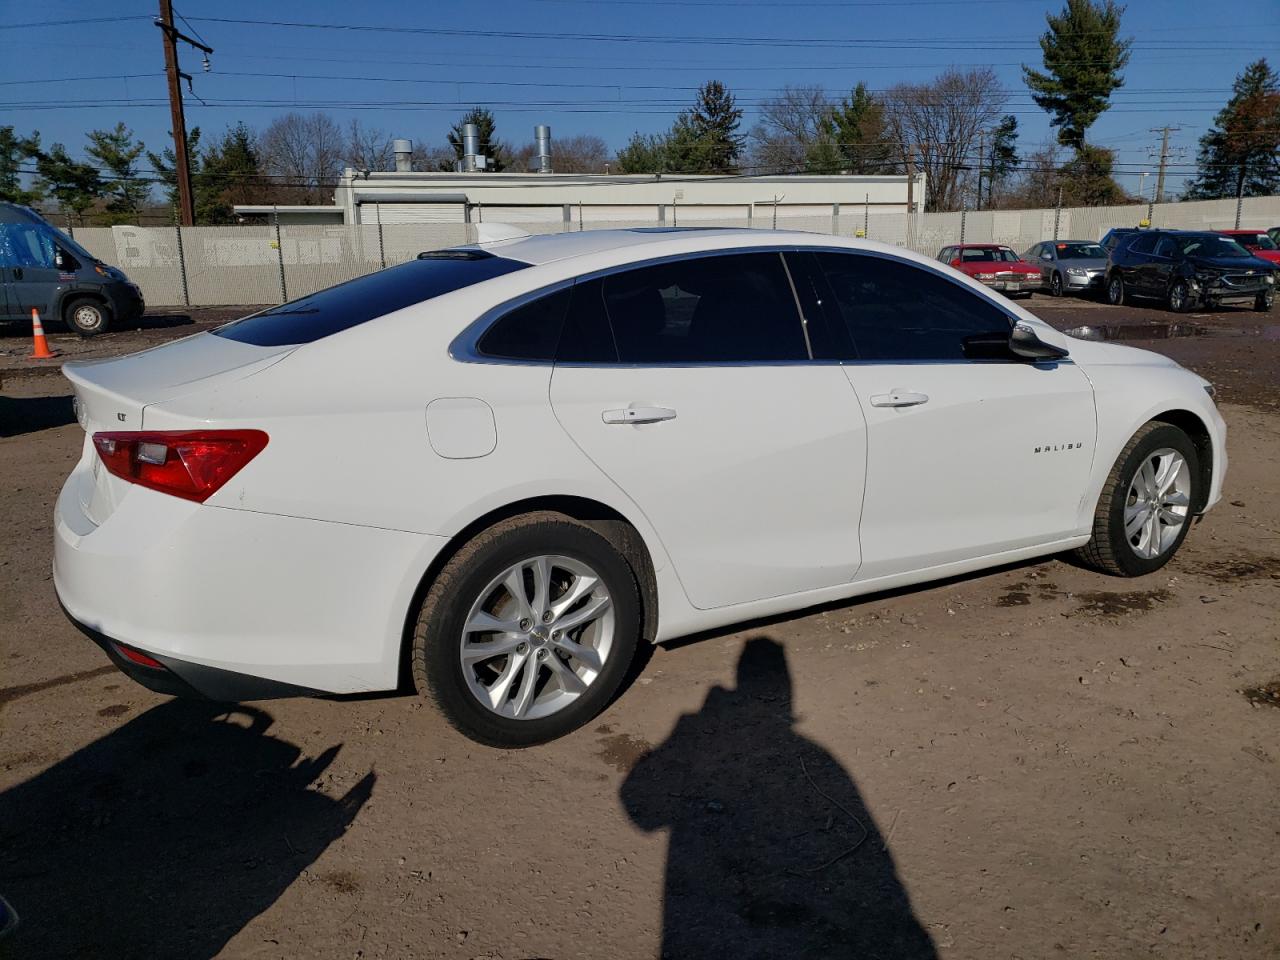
[28, 308, 59, 361]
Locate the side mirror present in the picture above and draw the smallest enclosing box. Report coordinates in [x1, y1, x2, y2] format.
[1010, 321, 1069, 361]
[54, 248, 66, 269]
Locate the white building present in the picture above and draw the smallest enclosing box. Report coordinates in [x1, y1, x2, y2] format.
[235, 138, 922, 231]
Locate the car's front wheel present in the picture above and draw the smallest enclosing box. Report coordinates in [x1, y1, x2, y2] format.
[1050, 272, 1064, 297]
[411, 512, 642, 747]
[1168, 280, 1194, 313]
[1106, 273, 1126, 306]
[1073, 422, 1199, 577]
[64, 297, 110, 337]
[1256, 289, 1274, 313]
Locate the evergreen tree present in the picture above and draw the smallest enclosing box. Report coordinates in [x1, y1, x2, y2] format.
[1186, 59, 1280, 199]
[1060, 145, 1128, 206]
[685, 81, 743, 174]
[445, 108, 507, 171]
[147, 127, 203, 213]
[200, 123, 266, 222]
[34, 144, 101, 225]
[1023, 0, 1132, 150]
[615, 132, 670, 174]
[819, 83, 895, 174]
[0, 126, 43, 205]
[985, 115, 1020, 205]
[86, 122, 149, 219]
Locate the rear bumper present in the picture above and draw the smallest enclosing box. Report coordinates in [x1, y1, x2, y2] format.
[53, 457, 447, 696]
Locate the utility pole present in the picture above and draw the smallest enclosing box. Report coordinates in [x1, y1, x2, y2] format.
[1150, 126, 1178, 206]
[975, 131, 985, 211]
[155, 0, 212, 226]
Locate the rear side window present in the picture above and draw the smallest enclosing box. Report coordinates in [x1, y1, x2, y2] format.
[1128, 234, 1158, 254]
[477, 287, 572, 361]
[216, 252, 529, 347]
[815, 252, 1013, 362]
[594, 252, 808, 363]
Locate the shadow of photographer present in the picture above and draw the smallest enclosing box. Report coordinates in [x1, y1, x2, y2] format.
[622, 637, 937, 959]
[0, 699, 373, 959]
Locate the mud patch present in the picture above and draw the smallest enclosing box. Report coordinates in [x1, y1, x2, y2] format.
[1065, 322, 1208, 342]
[1, 749, 55, 771]
[97, 704, 130, 718]
[319, 870, 361, 894]
[997, 578, 1065, 607]
[596, 731, 652, 773]
[1242, 680, 1280, 709]
[1185, 552, 1280, 584]
[1075, 589, 1172, 617]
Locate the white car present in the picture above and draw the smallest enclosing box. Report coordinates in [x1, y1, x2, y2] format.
[54, 228, 1226, 745]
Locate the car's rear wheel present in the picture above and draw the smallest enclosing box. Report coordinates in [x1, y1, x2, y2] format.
[411, 512, 641, 747]
[1073, 422, 1199, 577]
[1106, 273, 1126, 306]
[64, 297, 110, 337]
[1256, 289, 1274, 312]
[1168, 280, 1194, 313]
[1050, 272, 1064, 297]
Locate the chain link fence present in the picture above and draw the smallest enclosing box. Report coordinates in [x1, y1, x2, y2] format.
[68, 195, 1280, 308]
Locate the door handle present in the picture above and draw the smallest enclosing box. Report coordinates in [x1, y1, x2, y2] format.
[869, 390, 929, 408]
[602, 405, 677, 425]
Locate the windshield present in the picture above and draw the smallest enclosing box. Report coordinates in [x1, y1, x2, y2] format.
[1177, 235, 1250, 259]
[1055, 242, 1105, 259]
[215, 251, 529, 346]
[960, 247, 1020, 263]
[1235, 233, 1277, 250]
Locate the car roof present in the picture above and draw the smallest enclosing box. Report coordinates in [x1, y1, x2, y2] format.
[469, 226, 898, 267]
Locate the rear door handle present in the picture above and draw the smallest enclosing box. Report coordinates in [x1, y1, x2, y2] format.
[602, 405, 677, 425]
[869, 390, 929, 408]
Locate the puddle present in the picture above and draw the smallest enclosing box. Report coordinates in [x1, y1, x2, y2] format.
[997, 579, 1064, 607]
[1075, 589, 1171, 617]
[1065, 322, 1208, 341]
[1242, 680, 1280, 709]
[595, 724, 652, 772]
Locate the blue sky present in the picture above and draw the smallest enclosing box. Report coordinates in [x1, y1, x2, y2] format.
[3, 0, 1278, 195]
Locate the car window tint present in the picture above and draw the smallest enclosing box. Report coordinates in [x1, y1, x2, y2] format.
[476, 286, 571, 360]
[1154, 237, 1178, 258]
[816, 252, 1014, 362]
[216, 252, 529, 347]
[558, 278, 619, 363]
[1128, 234, 1158, 254]
[598, 252, 808, 363]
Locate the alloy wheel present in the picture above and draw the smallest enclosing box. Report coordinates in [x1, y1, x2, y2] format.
[1051, 273, 1063, 297]
[1124, 447, 1192, 559]
[459, 555, 614, 720]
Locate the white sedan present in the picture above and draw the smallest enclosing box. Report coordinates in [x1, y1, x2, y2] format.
[54, 228, 1226, 745]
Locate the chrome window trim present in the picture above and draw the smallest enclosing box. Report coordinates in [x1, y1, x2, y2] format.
[448, 243, 1048, 369]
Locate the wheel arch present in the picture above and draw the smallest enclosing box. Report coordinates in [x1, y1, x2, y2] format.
[396, 494, 660, 690]
[1148, 408, 1214, 512]
[59, 289, 111, 326]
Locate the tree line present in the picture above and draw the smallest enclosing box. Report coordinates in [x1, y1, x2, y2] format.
[0, 0, 1276, 224]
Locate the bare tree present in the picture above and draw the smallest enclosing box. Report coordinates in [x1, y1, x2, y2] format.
[1005, 142, 1063, 209]
[343, 119, 393, 173]
[749, 85, 831, 173]
[884, 68, 1008, 211]
[260, 112, 344, 203]
[551, 134, 609, 173]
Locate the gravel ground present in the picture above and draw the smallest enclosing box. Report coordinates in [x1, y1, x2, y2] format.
[1, 294, 1277, 960]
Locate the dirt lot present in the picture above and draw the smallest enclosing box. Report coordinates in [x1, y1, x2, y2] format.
[1, 296, 1277, 959]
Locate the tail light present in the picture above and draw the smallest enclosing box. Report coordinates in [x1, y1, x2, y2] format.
[92, 430, 268, 502]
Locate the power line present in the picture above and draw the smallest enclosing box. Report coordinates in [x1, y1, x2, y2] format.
[0, 15, 151, 29]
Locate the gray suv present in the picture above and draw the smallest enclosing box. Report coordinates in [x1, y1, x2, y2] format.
[0, 203, 144, 336]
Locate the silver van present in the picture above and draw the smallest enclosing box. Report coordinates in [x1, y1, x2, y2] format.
[0, 203, 144, 336]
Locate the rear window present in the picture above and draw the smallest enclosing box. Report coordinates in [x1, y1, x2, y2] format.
[215, 251, 529, 347]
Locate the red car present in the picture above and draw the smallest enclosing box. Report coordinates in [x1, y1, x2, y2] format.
[936, 243, 1041, 298]
[1216, 229, 1280, 266]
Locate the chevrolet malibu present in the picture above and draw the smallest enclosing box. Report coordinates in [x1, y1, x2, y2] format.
[55, 228, 1226, 746]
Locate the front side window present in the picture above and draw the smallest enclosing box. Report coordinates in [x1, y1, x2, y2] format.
[1128, 234, 1158, 255]
[815, 252, 1014, 362]
[591, 252, 809, 363]
[1154, 237, 1178, 258]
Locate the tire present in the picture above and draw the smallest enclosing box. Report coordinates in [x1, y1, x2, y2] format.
[1168, 280, 1193, 313]
[1106, 273, 1126, 306]
[1073, 422, 1200, 577]
[410, 511, 642, 747]
[1257, 289, 1274, 313]
[64, 297, 110, 337]
[1050, 272, 1064, 297]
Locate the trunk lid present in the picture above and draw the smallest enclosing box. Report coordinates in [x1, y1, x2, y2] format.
[64, 332, 293, 525]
